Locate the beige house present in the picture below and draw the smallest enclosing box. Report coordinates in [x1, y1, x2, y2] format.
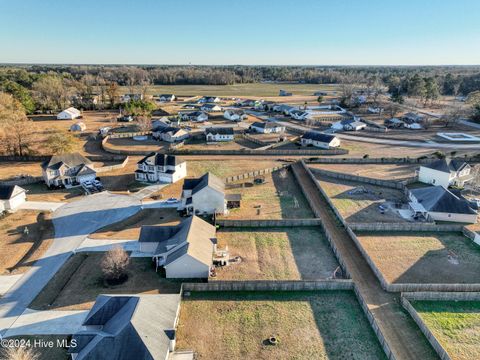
[42, 153, 96, 188]
[152, 127, 189, 143]
[138, 215, 216, 278]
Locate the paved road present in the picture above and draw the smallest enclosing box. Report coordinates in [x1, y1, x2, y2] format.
[0, 192, 141, 337]
[292, 162, 438, 360]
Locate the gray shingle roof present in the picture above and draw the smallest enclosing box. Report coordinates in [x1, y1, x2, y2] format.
[423, 158, 468, 174]
[42, 153, 92, 170]
[71, 294, 181, 360]
[410, 185, 477, 214]
[137, 153, 184, 167]
[302, 131, 336, 143]
[0, 185, 25, 200]
[205, 127, 234, 136]
[182, 172, 225, 195]
[251, 122, 283, 129]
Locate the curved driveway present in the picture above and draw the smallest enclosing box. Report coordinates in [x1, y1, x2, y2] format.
[0, 192, 141, 336]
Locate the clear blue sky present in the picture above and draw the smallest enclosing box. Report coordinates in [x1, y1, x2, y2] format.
[1, 0, 479, 65]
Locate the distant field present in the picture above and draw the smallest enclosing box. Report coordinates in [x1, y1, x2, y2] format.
[176, 291, 387, 360]
[414, 300, 480, 360]
[121, 83, 340, 97]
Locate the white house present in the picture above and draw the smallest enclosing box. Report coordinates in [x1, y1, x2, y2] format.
[42, 153, 96, 188]
[250, 122, 285, 134]
[180, 111, 208, 122]
[200, 103, 222, 112]
[57, 107, 81, 120]
[158, 94, 176, 102]
[135, 153, 186, 183]
[0, 185, 27, 211]
[120, 93, 143, 103]
[152, 126, 189, 143]
[418, 158, 473, 188]
[70, 122, 86, 132]
[179, 172, 241, 215]
[290, 110, 309, 120]
[409, 186, 477, 223]
[301, 131, 341, 149]
[224, 109, 247, 121]
[198, 96, 220, 103]
[205, 127, 235, 142]
[139, 215, 215, 278]
[344, 121, 367, 131]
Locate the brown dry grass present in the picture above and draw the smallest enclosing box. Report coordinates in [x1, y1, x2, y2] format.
[356, 232, 480, 284]
[309, 163, 418, 181]
[221, 168, 313, 220]
[316, 175, 406, 223]
[29, 253, 181, 311]
[0, 335, 69, 360]
[0, 210, 54, 275]
[176, 291, 386, 360]
[21, 183, 84, 203]
[90, 208, 181, 240]
[0, 162, 43, 180]
[215, 227, 339, 280]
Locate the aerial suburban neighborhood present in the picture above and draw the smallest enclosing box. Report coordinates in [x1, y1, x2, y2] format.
[1, 1, 480, 360]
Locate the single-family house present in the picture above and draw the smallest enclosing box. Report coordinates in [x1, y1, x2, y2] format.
[224, 109, 247, 121]
[0, 185, 26, 211]
[385, 118, 404, 128]
[180, 111, 208, 122]
[409, 186, 477, 223]
[152, 117, 172, 129]
[301, 131, 341, 149]
[250, 122, 285, 134]
[200, 103, 222, 112]
[198, 96, 220, 103]
[179, 172, 240, 215]
[42, 153, 96, 188]
[403, 118, 423, 130]
[205, 127, 235, 142]
[70, 122, 86, 132]
[152, 126, 189, 143]
[344, 121, 367, 131]
[273, 104, 297, 115]
[279, 89, 292, 96]
[135, 153, 186, 183]
[139, 215, 216, 277]
[57, 107, 81, 120]
[331, 118, 356, 131]
[403, 112, 424, 122]
[69, 294, 181, 360]
[158, 94, 176, 102]
[120, 93, 143, 103]
[290, 110, 309, 120]
[418, 158, 473, 188]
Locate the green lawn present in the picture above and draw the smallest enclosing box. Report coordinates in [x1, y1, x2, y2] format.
[414, 301, 480, 360]
[176, 291, 387, 360]
[120, 83, 340, 97]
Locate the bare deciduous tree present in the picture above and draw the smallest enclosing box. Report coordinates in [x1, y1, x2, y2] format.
[101, 246, 130, 284]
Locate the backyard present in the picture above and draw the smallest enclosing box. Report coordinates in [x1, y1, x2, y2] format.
[308, 163, 418, 181]
[356, 232, 480, 284]
[0, 210, 54, 275]
[221, 168, 314, 219]
[29, 253, 181, 311]
[176, 291, 387, 360]
[413, 300, 480, 360]
[315, 175, 406, 223]
[215, 227, 339, 280]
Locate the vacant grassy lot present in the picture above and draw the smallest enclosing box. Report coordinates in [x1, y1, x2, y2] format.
[122, 83, 340, 98]
[413, 301, 480, 360]
[340, 140, 433, 158]
[356, 232, 480, 284]
[222, 168, 313, 219]
[30, 253, 181, 311]
[309, 163, 418, 181]
[316, 175, 406, 223]
[90, 208, 181, 239]
[0, 211, 54, 275]
[215, 227, 339, 280]
[176, 291, 386, 360]
[0, 335, 69, 360]
[0, 162, 43, 180]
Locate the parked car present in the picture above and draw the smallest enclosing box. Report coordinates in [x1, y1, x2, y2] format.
[166, 198, 178, 204]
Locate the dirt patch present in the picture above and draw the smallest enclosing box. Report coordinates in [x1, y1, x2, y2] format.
[356, 232, 480, 284]
[0, 210, 54, 275]
[176, 291, 387, 360]
[214, 227, 339, 280]
[29, 253, 181, 311]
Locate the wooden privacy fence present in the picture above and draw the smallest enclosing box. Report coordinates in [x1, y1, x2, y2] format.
[349, 222, 464, 232]
[182, 280, 353, 292]
[223, 165, 287, 183]
[216, 219, 322, 227]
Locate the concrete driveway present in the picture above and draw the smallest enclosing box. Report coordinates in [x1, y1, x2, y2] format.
[0, 191, 141, 337]
[18, 201, 65, 212]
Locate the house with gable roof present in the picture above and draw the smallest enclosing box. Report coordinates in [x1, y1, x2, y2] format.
[42, 153, 96, 188]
